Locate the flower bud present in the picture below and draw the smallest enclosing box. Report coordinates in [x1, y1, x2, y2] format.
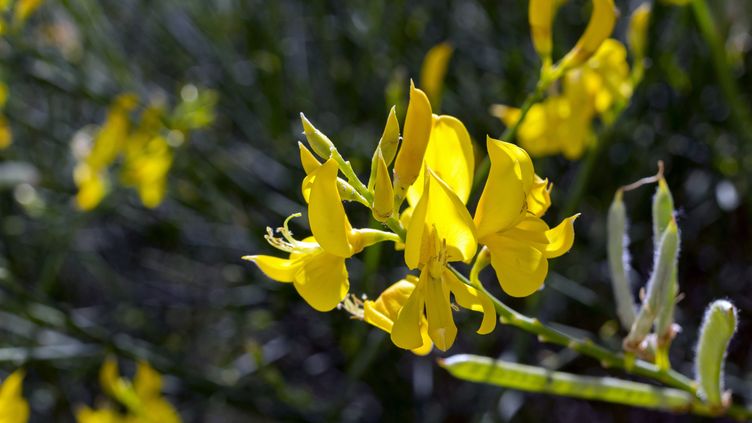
[420, 42, 454, 109]
[558, 0, 618, 71]
[299, 143, 367, 206]
[607, 190, 637, 330]
[300, 113, 335, 160]
[627, 3, 651, 64]
[372, 148, 394, 222]
[695, 300, 737, 409]
[529, 0, 558, 66]
[393, 81, 432, 201]
[368, 107, 400, 191]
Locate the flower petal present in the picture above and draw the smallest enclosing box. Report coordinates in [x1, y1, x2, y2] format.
[424, 269, 457, 351]
[243, 255, 296, 283]
[393, 81, 432, 191]
[308, 158, 353, 258]
[391, 279, 426, 350]
[527, 176, 552, 217]
[292, 249, 349, 312]
[364, 279, 417, 333]
[485, 234, 548, 298]
[405, 168, 477, 269]
[407, 114, 474, 206]
[444, 268, 497, 335]
[474, 136, 531, 239]
[544, 214, 579, 258]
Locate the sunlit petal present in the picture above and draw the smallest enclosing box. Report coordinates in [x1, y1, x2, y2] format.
[544, 214, 579, 258]
[393, 81, 432, 191]
[407, 115, 474, 206]
[423, 271, 457, 351]
[308, 159, 353, 258]
[391, 279, 427, 350]
[293, 249, 349, 312]
[485, 234, 548, 298]
[444, 268, 497, 335]
[243, 255, 296, 283]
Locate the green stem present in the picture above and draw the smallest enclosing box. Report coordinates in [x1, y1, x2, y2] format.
[690, 0, 752, 146]
[330, 148, 374, 203]
[448, 265, 695, 391]
[473, 80, 548, 190]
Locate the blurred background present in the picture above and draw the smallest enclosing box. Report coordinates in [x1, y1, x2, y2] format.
[1, 0, 751, 421]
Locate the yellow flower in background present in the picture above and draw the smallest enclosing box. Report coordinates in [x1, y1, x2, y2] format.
[420, 42, 454, 110]
[246, 159, 398, 311]
[493, 95, 594, 159]
[73, 87, 216, 210]
[77, 357, 181, 423]
[492, 39, 631, 159]
[474, 137, 577, 297]
[0, 115, 12, 150]
[569, 39, 632, 117]
[391, 169, 495, 351]
[0, 370, 29, 423]
[557, 0, 618, 72]
[13, 0, 43, 25]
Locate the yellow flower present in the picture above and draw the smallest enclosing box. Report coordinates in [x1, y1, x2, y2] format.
[492, 39, 631, 159]
[246, 159, 397, 311]
[390, 170, 495, 351]
[495, 95, 594, 159]
[362, 276, 433, 355]
[85, 357, 181, 423]
[568, 38, 632, 116]
[420, 42, 454, 109]
[528, 0, 561, 67]
[0, 370, 29, 423]
[474, 137, 578, 297]
[0, 115, 12, 150]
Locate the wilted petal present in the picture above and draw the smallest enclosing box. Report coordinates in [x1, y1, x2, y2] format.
[243, 255, 296, 283]
[292, 249, 349, 312]
[485, 235, 548, 298]
[405, 168, 476, 269]
[407, 115, 474, 206]
[308, 159, 353, 258]
[444, 269, 497, 335]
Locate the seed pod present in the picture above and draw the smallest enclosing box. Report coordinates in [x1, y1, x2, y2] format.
[623, 219, 679, 351]
[652, 177, 678, 342]
[695, 300, 737, 408]
[607, 190, 637, 330]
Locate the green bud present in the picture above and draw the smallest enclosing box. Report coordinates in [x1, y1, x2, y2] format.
[371, 148, 394, 222]
[607, 190, 637, 330]
[652, 177, 675, 250]
[368, 107, 401, 192]
[300, 113, 335, 159]
[695, 300, 737, 409]
[624, 219, 679, 352]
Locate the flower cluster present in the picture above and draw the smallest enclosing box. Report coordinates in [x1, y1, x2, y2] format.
[72, 87, 217, 211]
[76, 357, 181, 423]
[246, 82, 577, 353]
[492, 0, 651, 159]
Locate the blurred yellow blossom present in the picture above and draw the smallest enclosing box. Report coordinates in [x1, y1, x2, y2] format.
[77, 357, 181, 423]
[0, 370, 29, 423]
[420, 42, 453, 110]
